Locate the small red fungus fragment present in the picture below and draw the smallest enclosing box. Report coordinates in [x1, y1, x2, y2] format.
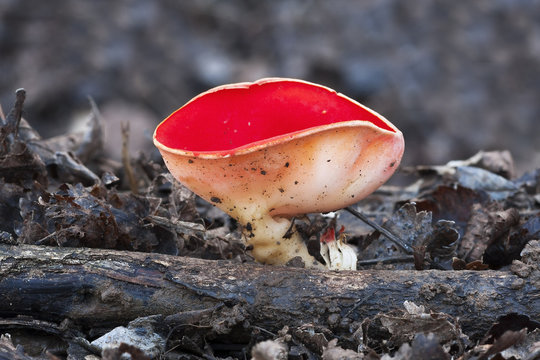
[321, 227, 336, 244]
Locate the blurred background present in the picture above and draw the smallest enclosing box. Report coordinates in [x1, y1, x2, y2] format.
[1, 0, 539, 176]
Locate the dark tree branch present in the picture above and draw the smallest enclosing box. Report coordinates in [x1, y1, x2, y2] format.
[0, 244, 537, 340]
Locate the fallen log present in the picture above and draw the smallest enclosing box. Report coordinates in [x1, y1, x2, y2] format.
[0, 244, 538, 340]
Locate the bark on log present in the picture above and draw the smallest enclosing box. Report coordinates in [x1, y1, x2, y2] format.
[0, 244, 538, 340]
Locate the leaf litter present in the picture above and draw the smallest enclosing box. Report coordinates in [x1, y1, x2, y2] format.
[0, 91, 539, 359]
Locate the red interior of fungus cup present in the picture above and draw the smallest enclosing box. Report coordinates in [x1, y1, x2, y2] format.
[155, 79, 395, 155]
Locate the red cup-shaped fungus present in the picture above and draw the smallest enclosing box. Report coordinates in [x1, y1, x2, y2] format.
[154, 78, 404, 269]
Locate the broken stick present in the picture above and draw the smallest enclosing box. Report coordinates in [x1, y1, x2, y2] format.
[0, 244, 537, 340]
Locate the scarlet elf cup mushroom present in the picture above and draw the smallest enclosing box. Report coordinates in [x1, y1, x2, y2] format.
[153, 78, 404, 270]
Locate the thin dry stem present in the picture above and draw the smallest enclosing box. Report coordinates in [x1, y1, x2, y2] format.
[121, 121, 138, 194]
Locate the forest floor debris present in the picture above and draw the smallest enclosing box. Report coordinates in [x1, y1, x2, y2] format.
[0, 92, 539, 359]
